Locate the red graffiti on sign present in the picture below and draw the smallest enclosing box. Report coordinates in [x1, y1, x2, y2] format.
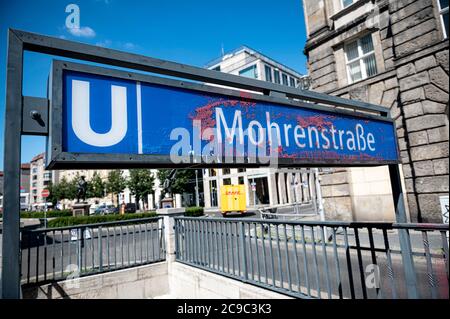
[296, 115, 335, 131]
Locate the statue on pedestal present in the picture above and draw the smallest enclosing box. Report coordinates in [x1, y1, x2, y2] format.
[76, 175, 88, 203]
[159, 169, 177, 207]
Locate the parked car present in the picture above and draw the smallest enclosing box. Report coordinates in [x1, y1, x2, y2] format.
[105, 205, 119, 214]
[125, 203, 136, 213]
[94, 204, 119, 215]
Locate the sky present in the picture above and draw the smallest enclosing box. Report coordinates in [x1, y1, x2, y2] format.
[0, 0, 308, 170]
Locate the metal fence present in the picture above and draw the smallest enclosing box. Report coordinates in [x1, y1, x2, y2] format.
[174, 217, 449, 299]
[20, 217, 165, 285]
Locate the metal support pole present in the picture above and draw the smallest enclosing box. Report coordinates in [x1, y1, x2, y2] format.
[388, 164, 418, 298]
[44, 202, 47, 229]
[314, 168, 327, 240]
[251, 179, 256, 207]
[1, 30, 23, 299]
[314, 168, 325, 222]
[240, 222, 248, 281]
[195, 169, 200, 207]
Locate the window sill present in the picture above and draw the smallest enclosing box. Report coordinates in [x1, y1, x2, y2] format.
[327, 69, 397, 95]
[330, 0, 373, 21]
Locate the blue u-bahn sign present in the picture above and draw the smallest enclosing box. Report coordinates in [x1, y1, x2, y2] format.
[47, 60, 399, 169]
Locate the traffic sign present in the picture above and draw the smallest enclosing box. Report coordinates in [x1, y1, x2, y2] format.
[41, 189, 50, 198]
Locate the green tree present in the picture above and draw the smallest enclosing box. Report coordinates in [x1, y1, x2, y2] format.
[46, 177, 76, 209]
[105, 170, 127, 206]
[86, 172, 105, 199]
[46, 181, 59, 207]
[66, 175, 78, 200]
[157, 169, 197, 194]
[127, 169, 155, 211]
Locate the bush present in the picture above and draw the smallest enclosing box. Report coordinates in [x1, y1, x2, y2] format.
[184, 206, 204, 217]
[0, 210, 73, 219]
[20, 210, 72, 219]
[47, 212, 157, 228]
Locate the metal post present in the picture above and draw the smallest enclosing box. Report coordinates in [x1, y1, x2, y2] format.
[240, 222, 248, 281]
[77, 228, 82, 273]
[98, 226, 103, 272]
[314, 168, 325, 222]
[44, 202, 47, 228]
[1, 30, 23, 299]
[195, 169, 200, 207]
[389, 164, 418, 298]
[314, 168, 326, 239]
[251, 179, 256, 207]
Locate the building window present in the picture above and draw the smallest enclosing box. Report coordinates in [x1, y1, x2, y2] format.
[273, 70, 281, 84]
[32, 168, 37, 173]
[32, 182, 37, 188]
[239, 64, 258, 79]
[345, 34, 377, 83]
[43, 172, 52, 179]
[342, 0, 354, 8]
[282, 73, 289, 86]
[223, 178, 232, 185]
[438, 0, 449, 38]
[222, 168, 231, 175]
[212, 65, 221, 71]
[238, 176, 245, 185]
[210, 180, 217, 207]
[264, 65, 272, 82]
[209, 169, 217, 177]
[289, 77, 296, 87]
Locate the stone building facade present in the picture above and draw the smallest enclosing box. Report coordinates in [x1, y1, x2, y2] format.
[302, 0, 449, 222]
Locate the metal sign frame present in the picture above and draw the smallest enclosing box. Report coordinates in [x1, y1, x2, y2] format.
[2, 29, 409, 299]
[48, 60, 399, 169]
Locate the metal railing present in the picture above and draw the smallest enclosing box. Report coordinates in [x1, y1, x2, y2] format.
[174, 217, 449, 299]
[20, 217, 165, 285]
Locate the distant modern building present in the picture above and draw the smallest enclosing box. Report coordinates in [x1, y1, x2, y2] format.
[202, 46, 318, 211]
[1, 163, 33, 211]
[29, 153, 59, 210]
[205, 46, 306, 88]
[20, 163, 30, 195]
[301, 0, 449, 222]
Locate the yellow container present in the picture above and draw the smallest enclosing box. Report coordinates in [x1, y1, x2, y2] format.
[220, 184, 246, 213]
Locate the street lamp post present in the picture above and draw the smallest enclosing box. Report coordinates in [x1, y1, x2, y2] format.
[195, 169, 200, 207]
[251, 179, 256, 207]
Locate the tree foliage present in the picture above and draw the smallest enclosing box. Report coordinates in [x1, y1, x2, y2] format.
[105, 170, 127, 206]
[157, 169, 198, 194]
[45, 176, 77, 208]
[86, 172, 105, 199]
[127, 169, 155, 210]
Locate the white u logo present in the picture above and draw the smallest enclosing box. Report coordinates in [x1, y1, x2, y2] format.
[71, 80, 127, 147]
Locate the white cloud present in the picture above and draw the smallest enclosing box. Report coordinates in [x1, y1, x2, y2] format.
[123, 42, 137, 50]
[96, 39, 112, 47]
[68, 26, 96, 38]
